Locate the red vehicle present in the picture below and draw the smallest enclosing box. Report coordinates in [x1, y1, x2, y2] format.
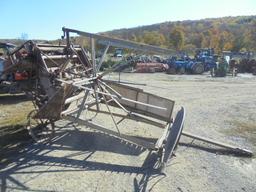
[135, 62, 168, 73]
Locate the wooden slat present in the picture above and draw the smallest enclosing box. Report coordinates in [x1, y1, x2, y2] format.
[106, 81, 174, 122]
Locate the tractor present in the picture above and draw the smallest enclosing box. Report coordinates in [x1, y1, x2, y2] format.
[166, 48, 217, 75]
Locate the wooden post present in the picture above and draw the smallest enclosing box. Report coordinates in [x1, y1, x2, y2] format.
[91, 37, 96, 77]
[182, 131, 253, 157]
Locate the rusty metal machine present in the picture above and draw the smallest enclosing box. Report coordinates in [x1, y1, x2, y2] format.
[1, 28, 185, 170]
[0, 28, 253, 172]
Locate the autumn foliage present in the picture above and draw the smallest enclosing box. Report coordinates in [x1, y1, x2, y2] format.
[105, 16, 256, 53]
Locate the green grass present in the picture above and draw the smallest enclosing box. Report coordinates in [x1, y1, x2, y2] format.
[1, 112, 29, 128]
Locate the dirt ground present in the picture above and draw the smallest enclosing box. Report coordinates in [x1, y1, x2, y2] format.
[0, 73, 256, 192]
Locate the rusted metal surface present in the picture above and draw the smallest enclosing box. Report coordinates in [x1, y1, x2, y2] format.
[0, 28, 180, 170]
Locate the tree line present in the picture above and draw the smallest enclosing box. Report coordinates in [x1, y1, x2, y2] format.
[103, 16, 256, 54]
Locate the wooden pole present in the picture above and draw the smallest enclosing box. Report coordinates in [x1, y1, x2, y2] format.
[182, 131, 253, 157]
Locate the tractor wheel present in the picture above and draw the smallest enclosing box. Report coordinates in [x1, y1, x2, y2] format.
[159, 107, 185, 172]
[166, 67, 176, 74]
[192, 62, 204, 74]
[178, 67, 185, 74]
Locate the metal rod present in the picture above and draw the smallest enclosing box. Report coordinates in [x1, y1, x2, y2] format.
[103, 79, 147, 86]
[91, 37, 96, 77]
[76, 90, 89, 119]
[99, 83, 130, 114]
[97, 44, 110, 72]
[93, 82, 100, 111]
[81, 47, 92, 67]
[182, 131, 253, 156]
[100, 86, 121, 135]
[98, 79, 122, 99]
[62, 27, 174, 55]
[62, 98, 104, 116]
[121, 97, 167, 111]
[65, 93, 85, 104]
[69, 46, 87, 71]
[42, 55, 77, 60]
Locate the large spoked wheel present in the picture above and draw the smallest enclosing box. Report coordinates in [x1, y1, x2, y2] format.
[159, 107, 186, 172]
[26, 110, 55, 143]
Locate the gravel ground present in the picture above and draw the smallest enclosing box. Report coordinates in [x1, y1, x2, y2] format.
[1, 73, 256, 192]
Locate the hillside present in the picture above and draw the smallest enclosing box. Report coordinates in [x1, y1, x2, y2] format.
[104, 16, 256, 53]
[1, 16, 255, 54]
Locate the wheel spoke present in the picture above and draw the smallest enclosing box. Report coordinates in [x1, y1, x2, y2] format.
[26, 110, 55, 143]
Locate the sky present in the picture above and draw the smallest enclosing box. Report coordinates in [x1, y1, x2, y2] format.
[0, 0, 255, 40]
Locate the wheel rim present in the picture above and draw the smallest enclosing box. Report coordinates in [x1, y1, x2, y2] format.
[26, 110, 55, 143]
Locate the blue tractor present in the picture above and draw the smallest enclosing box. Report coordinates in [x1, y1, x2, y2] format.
[166, 48, 217, 75]
[194, 48, 217, 71]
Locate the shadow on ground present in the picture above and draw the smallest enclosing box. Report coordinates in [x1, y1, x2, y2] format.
[0, 123, 252, 192]
[0, 123, 164, 192]
[0, 125, 32, 165]
[0, 94, 30, 105]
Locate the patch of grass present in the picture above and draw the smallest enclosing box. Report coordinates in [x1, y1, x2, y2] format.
[0, 94, 33, 128]
[232, 121, 256, 135]
[1, 113, 28, 129]
[225, 120, 256, 146]
[0, 94, 34, 165]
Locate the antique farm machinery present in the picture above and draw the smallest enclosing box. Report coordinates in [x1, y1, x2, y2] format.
[0, 28, 185, 170]
[0, 28, 252, 172]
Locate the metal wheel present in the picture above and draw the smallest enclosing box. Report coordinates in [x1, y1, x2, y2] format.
[26, 110, 55, 143]
[159, 107, 185, 172]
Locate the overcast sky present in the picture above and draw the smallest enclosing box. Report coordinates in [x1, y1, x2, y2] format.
[0, 0, 255, 40]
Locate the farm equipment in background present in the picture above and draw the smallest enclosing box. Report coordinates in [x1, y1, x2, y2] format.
[222, 51, 256, 75]
[253, 67, 256, 75]
[113, 48, 123, 58]
[111, 55, 169, 73]
[210, 56, 229, 77]
[102, 48, 224, 75]
[166, 55, 204, 74]
[228, 59, 238, 77]
[135, 62, 168, 73]
[194, 48, 217, 71]
[0, 42, 34, 93]
[166, 48, 217, 75]
[0, 43, 17, 82]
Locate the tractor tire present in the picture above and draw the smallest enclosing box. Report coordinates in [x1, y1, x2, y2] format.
[178, 67, 185, 74]
[192, 62, 204, 74]
[253, 67, 256, 76]
[166, 67, 176, 74]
